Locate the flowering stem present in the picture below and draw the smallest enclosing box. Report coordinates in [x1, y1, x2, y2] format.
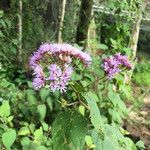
[85, 75, 107, 89]
[79, 100, 89, 110]
[66, 101, 79, 106]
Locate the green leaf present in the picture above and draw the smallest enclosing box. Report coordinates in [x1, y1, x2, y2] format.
[26, 89, 37, 105]
[99, 44, 108, 50]
[0, 10, 4, 17]
[108, 91, 118, 107]
[18, 127, 30, 136]
[2, 129, 16, 149]
[86, 92, 99, 102]
[29, 123, 35, 133]
[7, 116, 13, 123]
[52, 110, 87, 150]
[72, 72, 82, 81]
[85, 135, 95, 148]
[36, 146, 47, 150]
[78, 105, 85, 116]
[0, 101, 10, 117]
[84, 92, 103, 130]
[41, 121, 49, 132]
[92, 130, 103, 150]
[40, 88, 49, 102]
[34, 127, 43, 143]
[103, 137, 116, 150]
[136, 140, 145, 149]
[21, 137, 31, 146]
[37, 104, 46, 121]
[12, 39, 18, 45]
[46, 97, 53, 111]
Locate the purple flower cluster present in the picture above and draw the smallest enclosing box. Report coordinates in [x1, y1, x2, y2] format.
[32, 65, 45, 90]
[29, 43, 92, 68]
[102, 53, 132, 79]
[48, 64, 73, 93]
[29, 43, 92, 92]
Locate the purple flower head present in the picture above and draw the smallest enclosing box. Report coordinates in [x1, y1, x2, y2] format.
[38, 43, 51, 54]
[29, 43, 92, 92]
[102, 53, 132, 79]
[32, 76, 45, 90]
[48, 64, 73, 93]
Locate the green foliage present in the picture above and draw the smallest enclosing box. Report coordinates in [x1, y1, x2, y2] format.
[84, 92, 103, 130]
[0, 10, 18, 64]
[133, 62, 150, 86]
[2, 129, 16, 149]
[0, 0, 147, 149]
[52, 110, 87, 150]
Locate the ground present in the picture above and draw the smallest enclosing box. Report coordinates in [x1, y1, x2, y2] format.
[125, 93, 150, 149]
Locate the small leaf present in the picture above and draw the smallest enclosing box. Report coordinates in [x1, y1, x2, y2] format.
[40, 88, 49, 102]
[99, 43, 108, 50]
[41, 121, 49, 132]
[46, 97, 53, 111]
[78, 105, 85, 116]
[26, 89, 37, 105]
[21, 137, 31, 146]
[85, 136, 93, 147]
[136, 140, 145, 149]
[2, 129, 16, 149]
[34, 127, 43, 143]
[7, 116, 13, 123]
[37, 104, 46, 121]
[72, 72, 82, 81]
[18, 127, 30, 136]
[36, 146, 47, 150]
[29, 123, 35, 133]
[0, 101, 10, 117]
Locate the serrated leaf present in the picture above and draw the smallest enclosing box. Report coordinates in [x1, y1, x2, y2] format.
[92, 130, 103, 150]
[2, 129, 16, 149]
[52, 110, 87, 150]
[84, 93, 103, 130]
[103, 137, 116, 150]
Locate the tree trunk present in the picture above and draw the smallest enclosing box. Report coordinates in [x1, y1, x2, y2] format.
[127, 1, 147, 80]
[87, 10, 96, 49]
[129, 1, 147, 59]
[76, 0, 93, 48]
[18, 0, 23, 65]
[57, 0, 67, 43]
